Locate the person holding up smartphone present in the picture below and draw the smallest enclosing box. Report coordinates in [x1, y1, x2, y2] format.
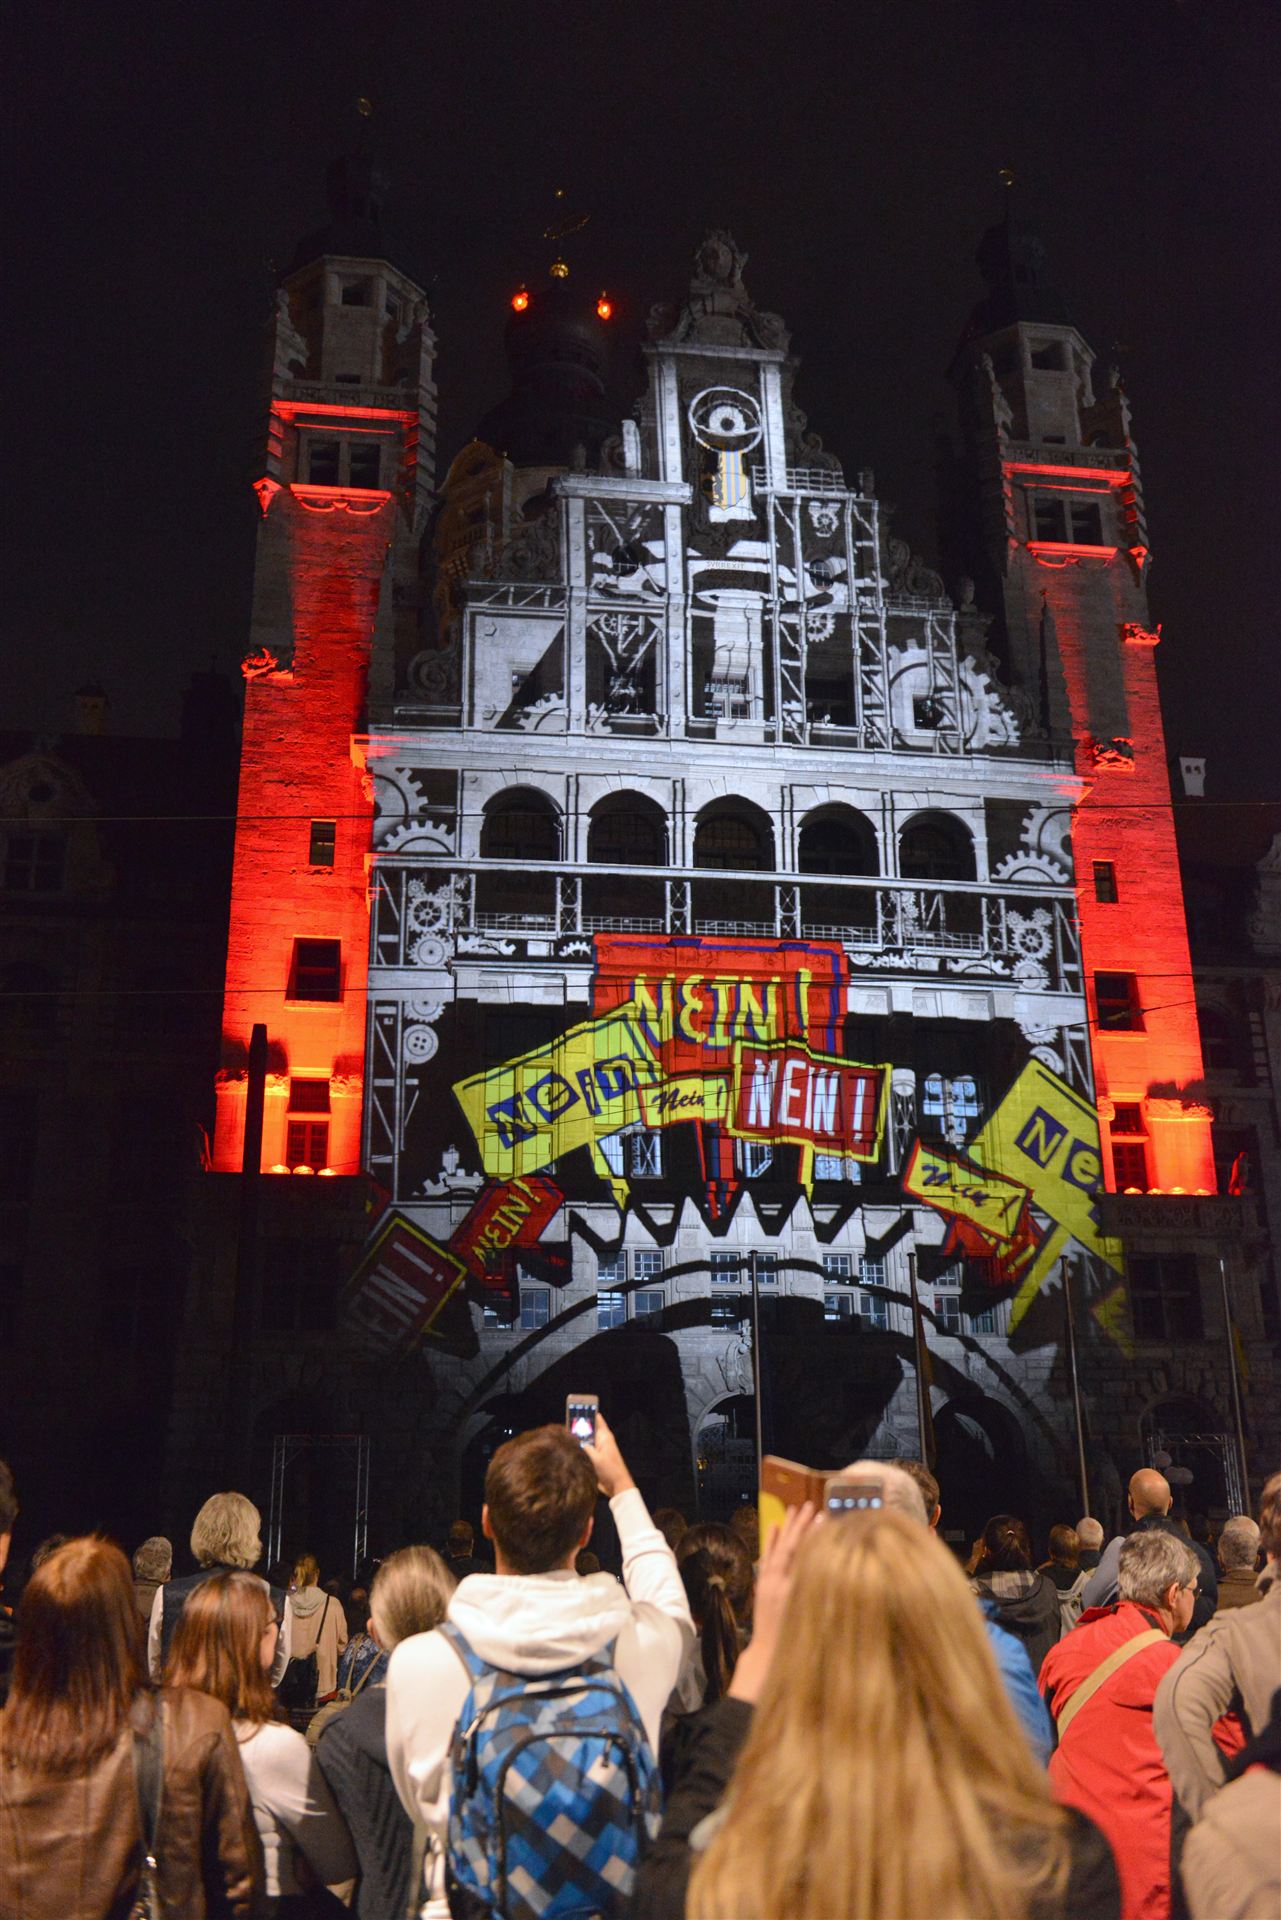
[385, 1408, 694, 1916]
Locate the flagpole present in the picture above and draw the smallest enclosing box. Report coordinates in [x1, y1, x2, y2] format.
[1063, 1256, 1091, 1519]
[1218, 1255, 1250, 1511]
[909, 1252, 934, 1468]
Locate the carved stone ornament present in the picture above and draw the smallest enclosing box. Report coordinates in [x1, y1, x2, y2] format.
[406, 643, 459, 702]
[1121, 621, 1161, 647]
[1090, 737, 1135, 771]
[241, 647, 286, 679]
[884, 537, 946, 601]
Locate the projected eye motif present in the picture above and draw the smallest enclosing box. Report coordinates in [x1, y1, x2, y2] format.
[688, 387, 763, 454]
[688, 388, 762, 520]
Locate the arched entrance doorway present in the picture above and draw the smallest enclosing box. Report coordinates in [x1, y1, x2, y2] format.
[933, 1395, 1030, 1547]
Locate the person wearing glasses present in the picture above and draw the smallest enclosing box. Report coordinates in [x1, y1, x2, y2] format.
[1038, 1528, 1202, 1920]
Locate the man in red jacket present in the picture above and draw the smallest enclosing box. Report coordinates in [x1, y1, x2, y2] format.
[1039, 1528, 1201, 1920]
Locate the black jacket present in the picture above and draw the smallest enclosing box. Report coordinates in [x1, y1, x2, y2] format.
[972, 1569, 1063, 1680]
[633, 1696, 1122, 1920]
[159, 1563, 286, 1668]
[315, 1684, 411, 1920]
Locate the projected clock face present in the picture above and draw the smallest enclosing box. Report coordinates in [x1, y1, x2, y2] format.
[688, 386, 763, 454]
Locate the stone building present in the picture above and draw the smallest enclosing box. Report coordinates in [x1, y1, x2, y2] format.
[168, 159, 1274, 1562]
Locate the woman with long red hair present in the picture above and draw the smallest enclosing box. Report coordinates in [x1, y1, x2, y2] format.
[166, 1568, 355, 1909]
[0, 1535, 263, 1916]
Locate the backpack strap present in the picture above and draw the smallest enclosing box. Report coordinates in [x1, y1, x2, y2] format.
[437, 1619, 487, 1683]
[1054, 1627, 1167, 1739]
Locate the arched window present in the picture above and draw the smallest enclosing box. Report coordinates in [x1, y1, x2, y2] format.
[798, 806, 879, 877]
[899, 811, 975, 882]
[480, 789, 561, 863]
[587, 794, 667, 866]
[693, 800, 775, 872]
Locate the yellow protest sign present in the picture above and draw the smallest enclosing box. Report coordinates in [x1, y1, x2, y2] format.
[453, 1004, 663, 1180]
[901, 1141, 1029, 1243]
[969, 1060, 1122, 1269]
[638, 1073, 730, 1128]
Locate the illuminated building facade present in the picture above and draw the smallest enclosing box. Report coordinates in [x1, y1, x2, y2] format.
[184, 178, 1274, 1550]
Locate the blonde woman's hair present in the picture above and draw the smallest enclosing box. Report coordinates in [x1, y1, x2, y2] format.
[370, 1545, 456, 1649]
[190, 1492, 262, 1570]
[292, 1552, 320, 1589]
[688, 1511, 1070, 1920]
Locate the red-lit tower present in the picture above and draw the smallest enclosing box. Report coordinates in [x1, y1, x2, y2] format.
[213, 138, 436, 1176]
[952, 218, 1215, 1195]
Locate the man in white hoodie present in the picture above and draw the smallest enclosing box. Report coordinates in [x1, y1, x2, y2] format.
[386, 1413, 693, 1911]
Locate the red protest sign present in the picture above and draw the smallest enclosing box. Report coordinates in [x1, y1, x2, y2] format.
[450, 1175, 564, 1284]
[592, 934, 849, 1078]
[729, 1041, 887, 1160]
[342, 1212, 470, 1355]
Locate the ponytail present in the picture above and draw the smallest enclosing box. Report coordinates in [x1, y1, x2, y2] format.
[676, 1524, 755, 1706]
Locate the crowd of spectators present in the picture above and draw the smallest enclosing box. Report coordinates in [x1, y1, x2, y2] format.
[0, 1439, 1276, 1919]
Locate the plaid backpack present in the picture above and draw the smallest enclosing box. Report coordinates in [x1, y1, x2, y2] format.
[440, 1622, 661, 1920]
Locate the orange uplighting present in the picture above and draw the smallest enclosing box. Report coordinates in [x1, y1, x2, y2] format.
[596, 294, 613, 320]
[511, 287, 530, 312]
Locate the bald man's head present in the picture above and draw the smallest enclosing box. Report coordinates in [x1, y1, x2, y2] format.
[842, 1460, 928, 1526]
[1129, 1469, 1172, 1519]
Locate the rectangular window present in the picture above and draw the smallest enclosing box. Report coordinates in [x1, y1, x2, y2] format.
[1069, 500, 1105, 545]
[710, 1296, 745, 1326]
[859, 1255, 887, 1287]
[1093, 860, 1118, 903]
[1029, 340, 1066, 371]
[348, 442, 382, 489]
[4, 833, 65, 892]
[627, 1132, 663, 1179]
[739, 1140, 774, 1179]
[813, 1153, 860, 1182]
[823, 1252, 854, 1283]
[633, 1289, 664, 1319]
[710, 1252, 740, 1286]
[334, 373, 361, 385]
[307, 440, 341, 485]
[289, 939, 342, 1002]
[518, 1287, 550, 1331]
[288, 1078, 330, 1114]
[1129, 1254, 1203, 1341]
[755, 1252, 779, 1285]
[340, 280, 371, 306]
[1095, 971, 1143, 1031]
[1110, 1105, 1149, 1192]
[309, 820, 336, 866]
[856, 1289, 889, 1329]
[933, 1291, 963, 1334]
[1033, 496, 1067, 543]
[597, 1290, 627, 1330]
[285, 1119, 329, 1169]
[825, 1292, 858, 1321]
[633, 1250, 665, 1282]
[968, 1301, 998, 1335]
[596, 1255, 626, 1289]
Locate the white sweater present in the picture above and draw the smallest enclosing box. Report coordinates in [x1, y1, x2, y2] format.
[386, 1487, 693, 1913]
[235, 1718, 357, 1896]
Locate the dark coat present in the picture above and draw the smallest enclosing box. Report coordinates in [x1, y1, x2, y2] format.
[314, 1684, 411, 1920]
[972, 1568, 1063, 1680]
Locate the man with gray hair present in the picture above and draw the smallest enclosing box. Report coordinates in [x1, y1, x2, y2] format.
[1075, 1515, 1104, 1569]
[1213, 1515, 1262, 1611]
[1040, 1526, 1200, 1920]
[846, 1458, 1052, 1762]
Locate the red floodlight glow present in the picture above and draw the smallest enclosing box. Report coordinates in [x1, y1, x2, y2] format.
[596, 293, 613, 320]
[511, 287, 530, 312]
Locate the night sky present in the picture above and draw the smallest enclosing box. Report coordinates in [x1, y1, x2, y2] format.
[6, 1, 1278, 796]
